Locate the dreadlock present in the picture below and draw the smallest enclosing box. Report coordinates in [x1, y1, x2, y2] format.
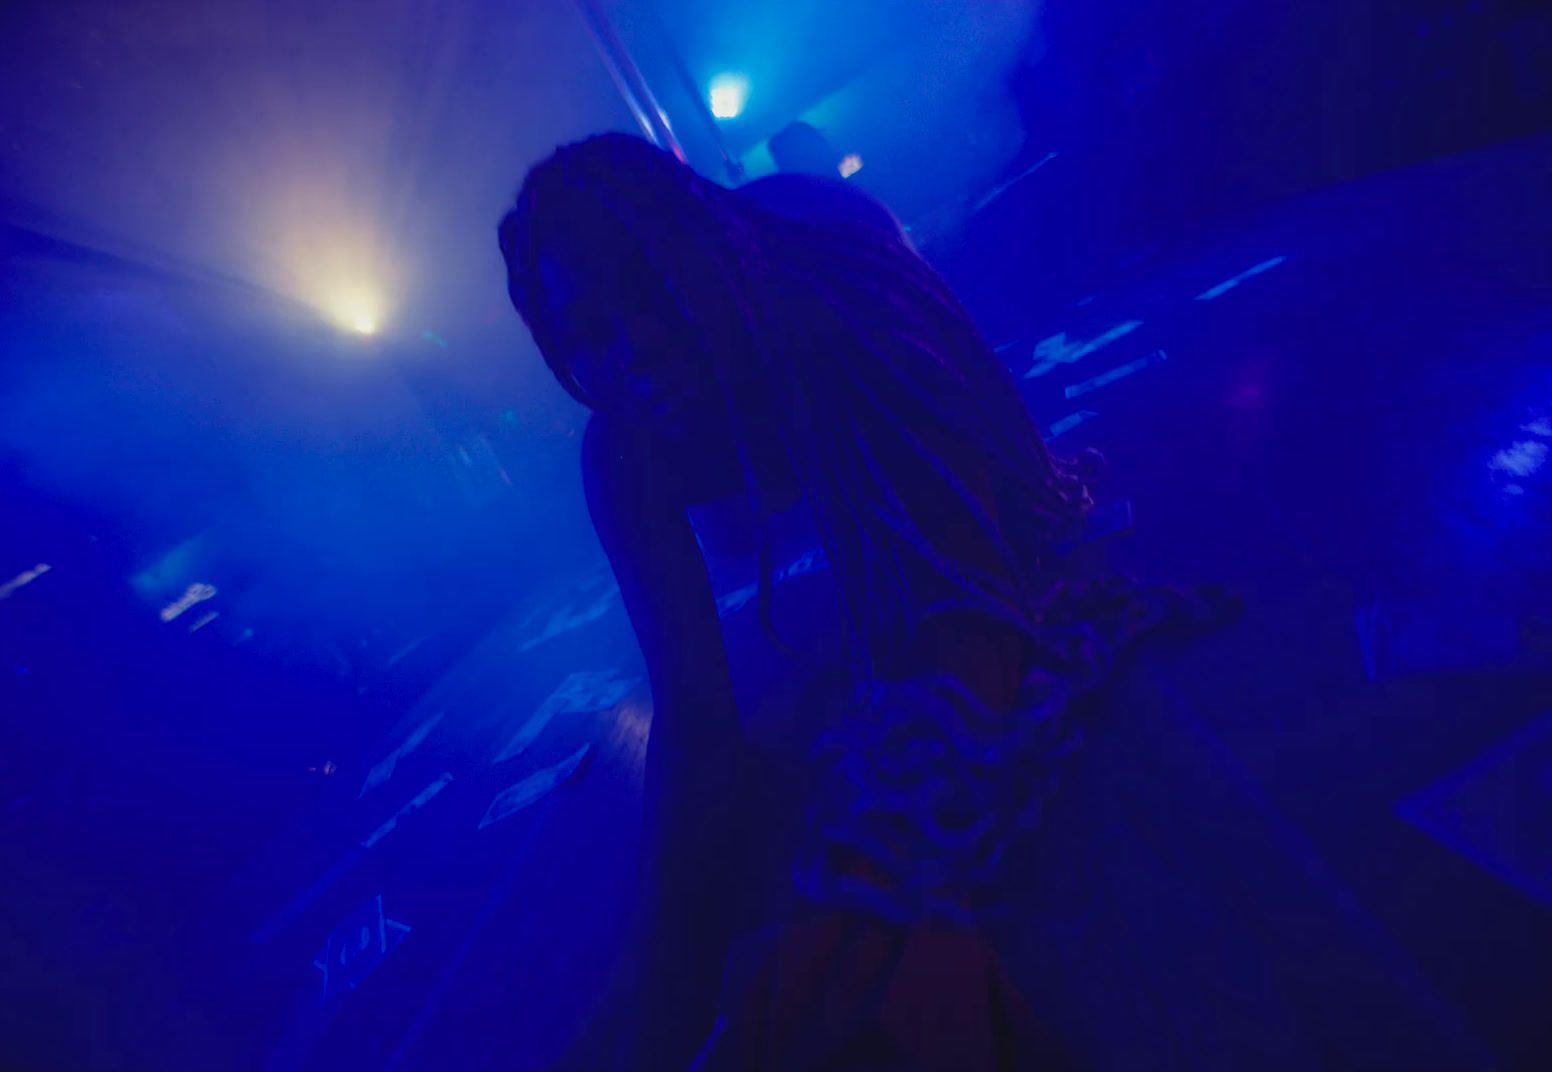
[499, 134, 1229, 920]
[500, 133, 1091, 679]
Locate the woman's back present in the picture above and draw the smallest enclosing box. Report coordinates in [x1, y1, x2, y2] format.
[505, 133, 1172, 1069]
[687, 417, 1031, 752]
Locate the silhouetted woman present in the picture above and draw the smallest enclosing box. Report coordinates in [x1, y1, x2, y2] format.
[497, 134, 1224, 1071]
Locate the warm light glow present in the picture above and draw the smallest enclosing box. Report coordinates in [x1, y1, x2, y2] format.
[838, 153, 864, 178]
[328, 286, 385, 337]
[708, 73, 750, 120]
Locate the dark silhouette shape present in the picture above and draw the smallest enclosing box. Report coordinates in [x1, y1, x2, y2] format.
[498, 133, 1221, 1069]
[768, 120, 839, 177]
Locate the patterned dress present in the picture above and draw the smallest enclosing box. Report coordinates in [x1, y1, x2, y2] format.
[684, 480, 1234, 1071]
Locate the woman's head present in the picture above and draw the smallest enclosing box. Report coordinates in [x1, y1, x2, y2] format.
[498, 134, 745, 430]
[500, 133, 1094, 673]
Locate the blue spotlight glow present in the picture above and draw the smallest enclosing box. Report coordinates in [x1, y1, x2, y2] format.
[708, 73, 750, 120]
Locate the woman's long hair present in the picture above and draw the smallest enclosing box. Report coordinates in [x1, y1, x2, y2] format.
[500, 135, 1232, 919]
[499, 134, 1094, 683]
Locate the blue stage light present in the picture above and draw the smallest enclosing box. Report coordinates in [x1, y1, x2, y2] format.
[708, 73, 749, 120]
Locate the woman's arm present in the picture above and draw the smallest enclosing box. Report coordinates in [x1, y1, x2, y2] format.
[582, 416, 743, 768]
[581, 415, 753, 1069]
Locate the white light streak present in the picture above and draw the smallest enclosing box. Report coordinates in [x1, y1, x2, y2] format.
[160, 582, 217, 622]
[1047, 410, 1099, 438]
[1024, 321, 1143, 379]
[1196, 256, 1287, 301]
[1489, 441, 1547, 478]
[0, 563, 50, 601]
[1065, 350, 1168, 399]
